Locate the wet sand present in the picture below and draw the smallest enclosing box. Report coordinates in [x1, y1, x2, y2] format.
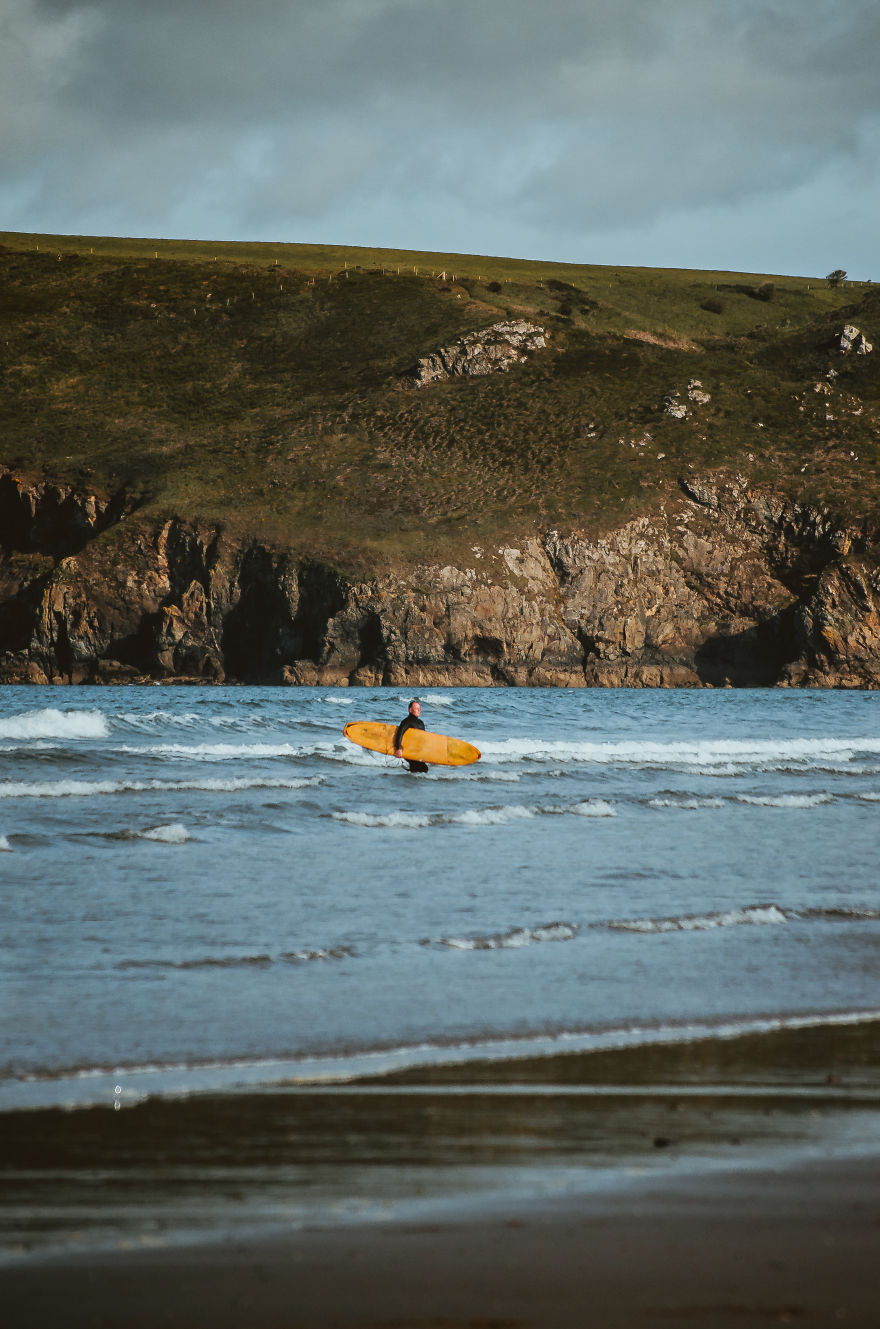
[4, 1020, 880, 1327]
[4, 1153, 880, 1328]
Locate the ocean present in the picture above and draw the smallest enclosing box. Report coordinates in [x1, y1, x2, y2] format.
[1, 684, 879, 1256]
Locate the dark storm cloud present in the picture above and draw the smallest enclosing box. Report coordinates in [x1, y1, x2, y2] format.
[2, 0, 879, 274]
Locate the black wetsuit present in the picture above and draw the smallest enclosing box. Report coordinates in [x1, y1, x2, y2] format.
[394, 714, 428, 773]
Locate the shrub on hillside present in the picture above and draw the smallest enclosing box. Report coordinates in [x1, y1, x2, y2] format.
[752, 281, 775, 302]
[701, 297, 725, 314]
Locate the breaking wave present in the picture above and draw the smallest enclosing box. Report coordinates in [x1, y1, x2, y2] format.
[115, 709, 349, 733]
[331, 800, 617, 829]
[0, 775, 323, 799]
[735, 793, 833, 809]
[117, 945, 354, 970]
[115, 710, 201, 732]
[437, 922, 579, 950]
[137, 823, 190, 845]
[480, 736, 880, 771]
[0, 835, 11, 852]
[120, 742, 305, 761]
[451, 804, 538, 826]
[649, 792, 834, 811]
[332, 810, 434, 828]
[606, 904, 789, 933]
[601, 903, 880, 935]
[0, 709, 109, 742]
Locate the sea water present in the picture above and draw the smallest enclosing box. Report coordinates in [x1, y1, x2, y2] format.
[2, 685, 878, 1113]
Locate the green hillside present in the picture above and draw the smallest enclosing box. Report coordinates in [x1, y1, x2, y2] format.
[1, 230, 877, 574]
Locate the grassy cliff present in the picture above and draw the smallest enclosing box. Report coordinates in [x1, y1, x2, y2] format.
[1, 230, 877, 574]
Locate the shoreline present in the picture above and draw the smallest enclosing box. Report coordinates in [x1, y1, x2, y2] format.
[4, 1151, 880, 1328]
[6, 1006, 880, 1113]
[3, 1019, 879, 1316]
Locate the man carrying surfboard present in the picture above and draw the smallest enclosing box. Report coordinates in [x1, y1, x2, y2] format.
[344, 712, 480, 768]
[394, 700, 429, 774]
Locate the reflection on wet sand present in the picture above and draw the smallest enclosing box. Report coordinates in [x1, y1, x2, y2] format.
[3, 1019, 879, 1260]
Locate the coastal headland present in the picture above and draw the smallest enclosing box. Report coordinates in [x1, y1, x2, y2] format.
[1, 232, 877, 687]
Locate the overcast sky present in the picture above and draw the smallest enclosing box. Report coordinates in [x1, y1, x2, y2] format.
[2, 0, 878, 277]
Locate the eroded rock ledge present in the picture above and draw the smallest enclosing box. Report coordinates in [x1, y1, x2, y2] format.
[408, 321, 547, 386]
[0, 467, 877, 687]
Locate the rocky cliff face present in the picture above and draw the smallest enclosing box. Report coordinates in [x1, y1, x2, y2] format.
[0, 465, 877, 687]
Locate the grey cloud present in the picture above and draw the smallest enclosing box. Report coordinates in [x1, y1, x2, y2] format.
[3, 1, 879, 276]
[39, 0, 880, 125]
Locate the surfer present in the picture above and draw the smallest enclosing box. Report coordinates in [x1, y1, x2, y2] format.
[394, 700, 429, 774]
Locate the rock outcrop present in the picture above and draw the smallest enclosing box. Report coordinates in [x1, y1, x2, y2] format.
[0, 468, 132, 556]
[838, 324, 873, 356]
[408, 321, 547, 386]
[664, 379, 711, 418]
[1, 466, 877, 688]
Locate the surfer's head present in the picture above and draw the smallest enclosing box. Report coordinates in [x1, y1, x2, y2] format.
[408, 700, 421, 717]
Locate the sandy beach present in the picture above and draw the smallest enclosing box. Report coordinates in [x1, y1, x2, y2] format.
[4, 1152, 880, 1328]
[4, 1021, 880, 1328]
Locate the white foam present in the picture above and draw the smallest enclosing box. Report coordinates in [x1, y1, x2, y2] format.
[138, 823, 190, 844]
[122, 742, 304, 761]
[0, 835, 11, 852]
[321, 696, 353, 705]
[331, 800, 616, 829]
[281, 945, 354, 963]
[480, 736, 880, 770]
[451, 804, 537, 826]
[0, 708, 109, 741]
[607, 904, 789, 934]
[735, 793, 832, 809]
[649, 792, 834, 810]
[530, 922, 579, 942]
[331, 810, 434, 829]
[441, 922, 579, 950]
[0, 775, 323, 799]
[422, 694, 454, 706]
[452, 801, 617, 826]
[856, 792, 880, 802]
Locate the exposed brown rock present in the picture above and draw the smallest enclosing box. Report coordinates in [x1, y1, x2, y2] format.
[1, 467, 877, 688]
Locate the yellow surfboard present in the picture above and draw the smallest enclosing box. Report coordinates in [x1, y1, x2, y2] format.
[344, 721, 481, 767]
